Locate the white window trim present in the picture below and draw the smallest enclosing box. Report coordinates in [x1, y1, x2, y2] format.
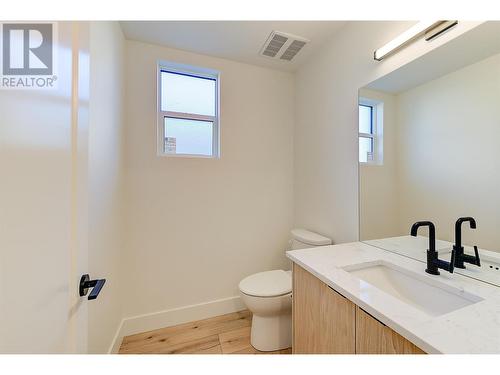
[359, 97, 384, 165]
[157, 60, 221, 158]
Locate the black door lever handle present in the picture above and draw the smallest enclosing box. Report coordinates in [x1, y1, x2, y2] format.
[79, 274, 106, 300]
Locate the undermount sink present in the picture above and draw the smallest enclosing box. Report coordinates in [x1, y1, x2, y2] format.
[343, 261, 483, 317]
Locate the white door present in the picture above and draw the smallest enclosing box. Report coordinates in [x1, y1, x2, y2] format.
[0, 22, 90, 353]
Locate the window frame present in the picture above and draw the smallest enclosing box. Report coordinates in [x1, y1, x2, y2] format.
[358, 97, 383, 165]
[157, 61, 220, 158]
[359, 103, 374, 163]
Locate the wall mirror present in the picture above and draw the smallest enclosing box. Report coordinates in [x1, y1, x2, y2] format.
[359, 21, 500, 287]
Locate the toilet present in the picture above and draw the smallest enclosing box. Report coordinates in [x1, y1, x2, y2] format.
[238, 228, 332, 351]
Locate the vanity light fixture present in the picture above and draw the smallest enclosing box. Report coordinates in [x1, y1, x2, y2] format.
[424, 20, 459, 41]
[374, 21, 458, 61]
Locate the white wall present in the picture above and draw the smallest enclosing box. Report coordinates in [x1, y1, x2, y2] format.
[396, 52, 500, 251]
[122, 41, 294, 318]
[294, 21, 483, 244]
[88, 21, 125, 353]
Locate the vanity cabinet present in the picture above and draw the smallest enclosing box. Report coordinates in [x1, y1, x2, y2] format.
[292, 264, 425, 354]
[356, 307, 425, 354]
[292, 263, 356, 353]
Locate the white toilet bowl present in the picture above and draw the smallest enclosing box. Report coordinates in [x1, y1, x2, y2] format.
[238, 229, 332, 352]
[239, 270, 292, 351]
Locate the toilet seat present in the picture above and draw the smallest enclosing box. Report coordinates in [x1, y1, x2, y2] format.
[239, 270, 291, 297]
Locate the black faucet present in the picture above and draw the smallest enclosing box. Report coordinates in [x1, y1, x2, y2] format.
[453, 217, 481, 269]
[410, 221, 455, 275]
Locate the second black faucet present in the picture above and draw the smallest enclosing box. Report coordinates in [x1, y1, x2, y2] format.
[453, 217, 481, 269]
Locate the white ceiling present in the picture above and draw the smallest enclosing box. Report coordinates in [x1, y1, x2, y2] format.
[119, 21, 346, 72]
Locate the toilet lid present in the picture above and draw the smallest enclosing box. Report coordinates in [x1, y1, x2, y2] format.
[239, 270, 292, 297]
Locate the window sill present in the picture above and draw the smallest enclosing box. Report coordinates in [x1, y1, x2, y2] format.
[157, 152, 220, 159]
[360, 161, 383, 166]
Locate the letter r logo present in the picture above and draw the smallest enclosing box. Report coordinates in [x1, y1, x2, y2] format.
[2, 23, 53, 75]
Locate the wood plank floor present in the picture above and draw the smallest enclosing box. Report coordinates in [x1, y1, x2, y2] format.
[119, 310, 292, 354]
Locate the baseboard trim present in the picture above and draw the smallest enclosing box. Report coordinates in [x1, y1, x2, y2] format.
[108, 319, 125, 354]
[108, 295, 245, 353]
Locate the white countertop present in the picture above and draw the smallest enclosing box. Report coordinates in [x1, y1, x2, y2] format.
[286, 242, 500, 354]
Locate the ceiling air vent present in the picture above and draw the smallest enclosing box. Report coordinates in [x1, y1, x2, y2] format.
[260, 31, 309, 62]
[280, 40, 307, 61]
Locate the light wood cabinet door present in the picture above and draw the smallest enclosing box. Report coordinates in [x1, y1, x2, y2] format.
[292, 264, 356, 354]
[355, 307, 425, 354]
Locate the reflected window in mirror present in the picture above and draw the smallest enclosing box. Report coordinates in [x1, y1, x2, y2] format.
[358, 98, 383, 165]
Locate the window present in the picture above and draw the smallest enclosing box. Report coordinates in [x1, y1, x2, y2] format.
[158, 62, 220, 157]
[359, 104, 374, 163]
[358, 98, 383, 164]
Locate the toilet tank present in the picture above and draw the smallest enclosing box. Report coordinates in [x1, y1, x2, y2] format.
[289, 228, 332, 250]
